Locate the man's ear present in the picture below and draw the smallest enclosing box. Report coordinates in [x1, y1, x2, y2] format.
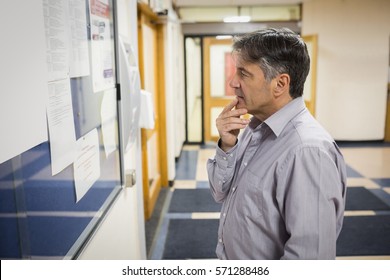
[273, 74, 290, 97]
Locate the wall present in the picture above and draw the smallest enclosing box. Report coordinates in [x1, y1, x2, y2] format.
[78, 0, 146, 260]
[302, 0, 390, 140]
[163, 2, 186, 181]
[175, 24, 186, 158]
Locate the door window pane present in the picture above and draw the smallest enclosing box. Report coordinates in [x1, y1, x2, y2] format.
[210, 44, 234, 97]
[185, 37, 202, 143]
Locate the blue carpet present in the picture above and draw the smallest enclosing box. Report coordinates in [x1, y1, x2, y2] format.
[162, 219, 218, 259]
[162, 215, 390, 259]
[337, 215, 390, 256]
[169, 189, 221, 213]
[175, 150, 198, 180]
[346, 187, 390, 211]
[372, 178, 390, 187]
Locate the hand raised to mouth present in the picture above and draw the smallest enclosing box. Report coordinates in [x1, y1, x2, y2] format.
[216, 97, 250, 152]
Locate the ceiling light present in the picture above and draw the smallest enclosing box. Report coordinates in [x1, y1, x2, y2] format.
[223, 6, 250, 23]
[223, 15, 251, 23]
[216, 35, 233, 40]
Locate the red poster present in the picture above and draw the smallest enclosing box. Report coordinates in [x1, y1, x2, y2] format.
[90, 0, 109, 18]
[224, 52, 235, 96]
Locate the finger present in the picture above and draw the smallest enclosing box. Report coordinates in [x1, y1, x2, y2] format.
[223, 108, 248, 118]
[221, 97, 238, 113]
[220, 122, 248, 134]
[219, 108, 247, 121]
[217, 118, 250, 134]
[217, 116, 250, 126]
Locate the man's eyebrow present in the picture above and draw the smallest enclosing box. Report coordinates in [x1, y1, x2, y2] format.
[237, 66, 252, 76]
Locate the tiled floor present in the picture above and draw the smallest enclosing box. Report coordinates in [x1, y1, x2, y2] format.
[148, 142, 390, 260]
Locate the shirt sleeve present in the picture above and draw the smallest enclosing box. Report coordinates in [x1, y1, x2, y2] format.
[207, 140, 238, 203]
[277, 146, 346, 259]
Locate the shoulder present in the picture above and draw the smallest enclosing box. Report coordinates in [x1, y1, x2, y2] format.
[278, 110, 344, 170]
[284, 109, 335, 149]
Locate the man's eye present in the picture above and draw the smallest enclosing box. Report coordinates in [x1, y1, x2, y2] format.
[240, 70, 249, 77]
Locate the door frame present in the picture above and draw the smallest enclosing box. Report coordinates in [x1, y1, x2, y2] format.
[203, 37, 235, 143]
[183, 35, 205, 144]
[137, 2, 168, 219]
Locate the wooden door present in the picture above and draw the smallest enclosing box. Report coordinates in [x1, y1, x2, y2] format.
[203, 37, 236, 142]
[138, 4, 168, 219]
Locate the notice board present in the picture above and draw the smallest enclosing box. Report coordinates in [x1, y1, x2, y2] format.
[0, 0, 122, 259]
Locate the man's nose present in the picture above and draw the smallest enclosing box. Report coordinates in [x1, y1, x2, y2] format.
[229, 72, 240, 89]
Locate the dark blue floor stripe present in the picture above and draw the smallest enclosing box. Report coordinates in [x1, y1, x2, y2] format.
[175, 150, 198, 180]
[337, 141, 390, 148]
[196, 181, 210, 189]
[337, 215, 390, 256]
[346, 165, 363, 178]
[169, 189, 221, 213]
[372, 178, 390, 187]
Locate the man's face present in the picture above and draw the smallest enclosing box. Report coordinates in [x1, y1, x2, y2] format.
[229, 54, 274, 121]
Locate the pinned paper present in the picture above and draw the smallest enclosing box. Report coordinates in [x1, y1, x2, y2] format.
[118, 36, 141, 151]
[73, 129, 100, 202]
[139, 89, 155, 129]
[47, 79, 77, 175]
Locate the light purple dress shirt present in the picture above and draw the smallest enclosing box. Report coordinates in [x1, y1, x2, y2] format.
[207, 97, 347, 259]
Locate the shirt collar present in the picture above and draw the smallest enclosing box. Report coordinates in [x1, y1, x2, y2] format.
[263, 97, 306, 137]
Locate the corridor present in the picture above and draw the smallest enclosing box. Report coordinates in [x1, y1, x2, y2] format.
[147, 142, 390, 260]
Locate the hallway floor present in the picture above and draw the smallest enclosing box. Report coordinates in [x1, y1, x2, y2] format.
[147, 142, 390, 260]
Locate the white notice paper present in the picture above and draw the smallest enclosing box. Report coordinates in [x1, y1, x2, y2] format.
[47, 79, 77, 175]
[43, 0, 70, 81]
[0, 2, 48, 164]
[74, 129, 101, 202]
[68, 0, 90, 78]
[118, 37, 141, 151]
[100, 89, 118, 157]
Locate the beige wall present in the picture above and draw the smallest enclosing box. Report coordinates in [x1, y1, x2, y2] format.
[164, 4, 186, 178]
[302, 0, 390, 140]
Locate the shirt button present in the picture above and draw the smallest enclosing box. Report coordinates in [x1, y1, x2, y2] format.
[232, 187, 236, 192]
[230, 154, 233, 157]
[244, 162, 247, 166]
[223, 157, 227, 160]
[219, 239, 223, 243]
[223, 213, 226, 217]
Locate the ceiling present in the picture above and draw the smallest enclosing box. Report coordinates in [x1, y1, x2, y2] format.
[174, 0, 303, 7]
[173, 0, 303, 30]
[174, 0, 302, 25]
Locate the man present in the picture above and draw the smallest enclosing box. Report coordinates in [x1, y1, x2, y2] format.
[207, 28, 347, 259]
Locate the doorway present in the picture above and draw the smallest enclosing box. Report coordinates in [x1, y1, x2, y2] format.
[185, 37, 203, 143]
[138, 4, 168, 219]
[203, 36, 236, 143]
[184, 36, 236, 144]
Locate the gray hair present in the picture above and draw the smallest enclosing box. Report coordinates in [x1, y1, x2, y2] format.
[232, 28, 310, 98]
